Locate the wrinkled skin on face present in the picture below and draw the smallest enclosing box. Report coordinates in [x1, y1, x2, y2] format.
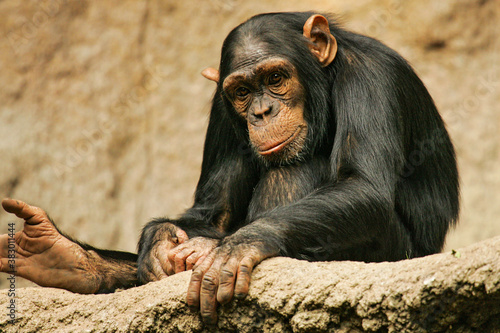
[222, 57, 308, 165]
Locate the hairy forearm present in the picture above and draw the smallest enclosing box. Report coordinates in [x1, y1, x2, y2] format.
[85, 248, 139, 293]
[235, 181, 395, 261]
[169, 216, 225, 239]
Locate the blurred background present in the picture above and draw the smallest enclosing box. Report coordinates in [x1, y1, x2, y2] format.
[0, 0, 498, 289]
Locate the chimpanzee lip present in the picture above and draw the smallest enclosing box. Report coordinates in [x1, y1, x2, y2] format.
[258, 126, 302, 156]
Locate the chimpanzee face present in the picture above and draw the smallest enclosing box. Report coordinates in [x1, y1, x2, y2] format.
[222, 54, 308, 165]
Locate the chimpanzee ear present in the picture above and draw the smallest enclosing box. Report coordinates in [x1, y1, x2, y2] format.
[201, 67, 220, 83]
[303, 15, 337, 67]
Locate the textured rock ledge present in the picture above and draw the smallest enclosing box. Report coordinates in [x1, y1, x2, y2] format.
[1, 236, 499, 333]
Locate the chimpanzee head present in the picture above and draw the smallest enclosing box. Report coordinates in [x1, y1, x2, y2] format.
[203, 13, 337, 165]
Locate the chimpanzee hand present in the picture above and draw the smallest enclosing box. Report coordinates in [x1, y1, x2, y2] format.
[186, 241, 278, 325]
[137, 222, 219, 282]
[167, 237, 219, 274]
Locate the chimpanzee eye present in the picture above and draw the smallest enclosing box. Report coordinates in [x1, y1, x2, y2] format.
[268, 72, 283, 85]
[235, 87, 250, 98]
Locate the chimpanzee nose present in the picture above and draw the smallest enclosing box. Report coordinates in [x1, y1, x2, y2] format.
[254, 105, 272, 120]
[249, 106, 273, 125]
[249, 98, 279, 125]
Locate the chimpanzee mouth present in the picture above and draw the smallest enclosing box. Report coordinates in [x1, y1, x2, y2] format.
[257, 126, 303, 156]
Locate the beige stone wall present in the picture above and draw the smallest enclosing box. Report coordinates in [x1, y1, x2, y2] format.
[0, 0, 498, 289]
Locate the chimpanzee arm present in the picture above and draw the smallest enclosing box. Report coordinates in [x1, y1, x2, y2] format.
[137, 94, 258, 281]
[226, 145, 405, 262]
[141, 94, 258, 240]
[224, 51, 450, 262]
[232, 180, 403, 262]
[74, 244, 139, 292]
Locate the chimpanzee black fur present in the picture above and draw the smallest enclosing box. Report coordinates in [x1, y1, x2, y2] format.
[137, 12, 459, 274]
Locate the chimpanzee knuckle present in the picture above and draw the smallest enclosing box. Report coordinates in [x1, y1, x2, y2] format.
[190, 269, 205, 283]
[192, 255, 208, 270]
[234, 277, 251, 298]
[185, 259, 195, 268]
[238, 263, 251, 275]
[169, 243, 181, 253]
[0, 260, 8, 273]
[186, 254, 197, 267]
[174, 252, 184, 263]
[200, 308, 213, 319]
[166, 250, 175, 262]
[237, 260, 253, 277]
[175, 228, 189, 243]
[201, 273, 219, 292]
[174, 256, 185, 274]
[243, 255, 257, 266]
[29, 205, 46, 217]
[220, 267, 235, 280]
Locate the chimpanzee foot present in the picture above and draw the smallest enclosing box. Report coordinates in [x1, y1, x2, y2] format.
[0, 198, 103, 293]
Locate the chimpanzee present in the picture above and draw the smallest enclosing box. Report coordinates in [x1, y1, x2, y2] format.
[0, 12, 458, 324]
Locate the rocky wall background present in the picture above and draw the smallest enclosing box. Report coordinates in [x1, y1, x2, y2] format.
[0, 0, 499, 290]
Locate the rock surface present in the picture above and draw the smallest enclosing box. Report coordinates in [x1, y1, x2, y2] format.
[1, 236, 499, 332]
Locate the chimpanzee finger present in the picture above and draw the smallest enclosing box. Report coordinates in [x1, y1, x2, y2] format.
[167, 245, 182, 270]
[234, 256, 255, 299]
[174, 247, 195, 273]
[185, 252, 200, 270]
[0, 257, 27, 273]
[156, 245, 175, 276]
[187, 251, 216, 310]
[192, 254, 208, 270]
[151, 256, 169, 281]
[199, 257, 225, 325]
[0, 257, 14, 273]
[2, 198, 26, 215]
[0, 234, 11, 258]
[2, 199, 46, 224]
[216, 257, 238, 304]
[175, 228, 189, 244]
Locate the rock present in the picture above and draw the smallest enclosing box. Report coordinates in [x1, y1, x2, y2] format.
[1, 236, 499, 332]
